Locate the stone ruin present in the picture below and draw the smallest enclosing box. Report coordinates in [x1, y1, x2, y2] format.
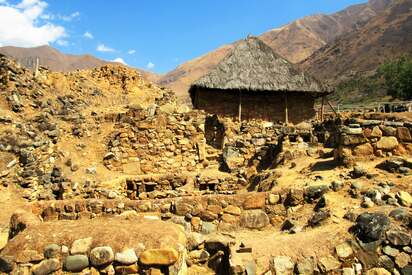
[0, 55, 411, 274]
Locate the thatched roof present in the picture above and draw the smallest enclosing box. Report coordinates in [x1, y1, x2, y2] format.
[189, 36, 328, 96]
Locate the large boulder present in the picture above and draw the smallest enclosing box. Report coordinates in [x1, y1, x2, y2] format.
[64, 255, 89, 272]
[240, 210, 269, 229]
[397, 127, 412, 142]
[376, 137, 399, 151]
[271, 256, 294, 275]
[90, 247, 114, 267]
[139, 248, 179, 266]
[352, 213, 390, 242]
[353, 143, 374, 157]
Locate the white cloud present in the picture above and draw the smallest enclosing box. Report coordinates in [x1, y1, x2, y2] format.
[58, 11, 79, 22]
[0, 0, 66, 47]
[112, 58, 127, 65]
[128, 49, 136, 55]
[147, 62, 155, 70]
[56, 39, 68, 46]
[97, 43, 115, 52]
[83, 31, 93, 39]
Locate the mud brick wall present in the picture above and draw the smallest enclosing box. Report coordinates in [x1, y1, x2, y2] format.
[194, 89, 317, 124]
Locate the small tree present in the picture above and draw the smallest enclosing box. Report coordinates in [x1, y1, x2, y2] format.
[377, 55, 412, 99]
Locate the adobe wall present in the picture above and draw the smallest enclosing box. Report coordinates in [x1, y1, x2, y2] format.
[194, 89, 316, 124]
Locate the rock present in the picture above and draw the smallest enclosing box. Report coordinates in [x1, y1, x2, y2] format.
[200, 210, 218, 222]
[243, 193, 266, 210]
[308, 209, 330, 227]
[397, 127, 412, 142]
[224, 205, 241, 216]
[389, 208, 410, 223]
[396, 191, 412, 207]
[401, 265, 412, 275]
[376, 137, 399, 151]
[64, 255, 89, 272]
[187, 232, 205, 251]
[353, 143, 374, 157]
[115, 249, 138, 265]
[318, 255, 341, 272]
[379, 255, 395, 271]
[365, 268, 391, 275]
[114, 264, 139, 274]
[351, 166, 367, 179]
[383, 246, 400, 257]
[268, 193, 280, 205]
[86, 166, 97, 175]
[8, 209, 40, 239]
[284, 189, 304, 207]
[139, 248, 179, 266]
[100, 264, 115, 274]
[240, 210, 269, 229]
[71, 237, 93, 255]
[335, 242, 353, 259]
[331, 180, 344, 192]
[0, 255, 15, 273]
[395, 252, 410, 268]
[295, 257, 314, 275]
[342, 267, 356, 275]
[353, 212, 391, 242]
[90, 246, 114, 267]
[188, 250, 210, 263]
[44, 244, 60, 259]
[32, 259, 61, 275]
[386, 230, 411, 246]
[371, 126, 383, 138]
[305, 185, 329, 202]
[271, 256, 294, 275]
[201, 222, 217, 235]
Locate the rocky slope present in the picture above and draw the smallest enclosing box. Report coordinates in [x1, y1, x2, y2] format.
[300, 0, 412, 84]
[0, 45, 159, 83]
[158, 0, 393, 102]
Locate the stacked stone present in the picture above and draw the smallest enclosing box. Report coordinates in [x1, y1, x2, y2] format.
[2, 240, 182, 274]
[334, 120, 412, 165]
[104, 108, 209, 174]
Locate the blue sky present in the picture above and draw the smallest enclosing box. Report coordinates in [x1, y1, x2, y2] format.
[0, 0, 367, 73]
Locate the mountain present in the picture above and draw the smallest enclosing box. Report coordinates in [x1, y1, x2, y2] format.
[0, 45, 159, 83]
[158, 0, 393, 103]
[300, 0, 412, 84]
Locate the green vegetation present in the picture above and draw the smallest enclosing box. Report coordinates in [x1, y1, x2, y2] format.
[377, 55, 412, 100]
[335, 55, 412, 104]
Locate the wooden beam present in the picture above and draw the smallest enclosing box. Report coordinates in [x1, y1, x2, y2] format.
[284, 93, 289, 125]
[238, 90, 242, 122]
[320, 96, 325, 122]
[326, 98, 339, 117]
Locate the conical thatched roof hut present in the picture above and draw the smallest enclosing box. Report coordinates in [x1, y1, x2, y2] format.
[189, 36, 330, 124]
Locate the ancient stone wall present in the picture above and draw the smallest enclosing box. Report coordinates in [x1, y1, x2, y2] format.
[195, 89, 316, 124]
[332, 119, 412, 165]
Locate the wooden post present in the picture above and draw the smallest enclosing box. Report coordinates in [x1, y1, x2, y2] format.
[284, 93, 289, 125]
[238, 90, 242, 122]
[320, 96, 325, 122]
[34, 56, 39, 77]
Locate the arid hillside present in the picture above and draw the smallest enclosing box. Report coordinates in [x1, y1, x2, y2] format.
[158, 0, 393, 102]
[300, 0, 412, 84]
